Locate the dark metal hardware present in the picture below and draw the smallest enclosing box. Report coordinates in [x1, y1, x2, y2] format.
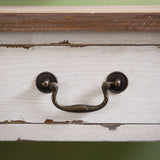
[106, 72, 128, 93]
[36, 72, 57, 93]
[36, 71, 128, 112]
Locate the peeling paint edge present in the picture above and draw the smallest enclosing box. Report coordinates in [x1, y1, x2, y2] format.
[44, 119, 84, 124]
[44, 119, 120, 130]
[0, 119, 84, 124]
[0, 120, 121, 131]
[0, 120, 28, 124]
[1, 119, 160, 125]
[0, 119, 160, 126]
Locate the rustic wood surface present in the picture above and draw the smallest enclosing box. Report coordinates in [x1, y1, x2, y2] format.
[0, 31, 159, 141]
[0, 6, 160, 31]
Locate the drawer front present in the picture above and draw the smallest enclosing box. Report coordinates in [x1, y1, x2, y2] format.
[0, 31, 160, 141]
[0, 45, 160, 123]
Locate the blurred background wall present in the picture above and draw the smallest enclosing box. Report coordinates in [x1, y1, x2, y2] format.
[0, 142, 160, 160]
[0, 0, 160, 5]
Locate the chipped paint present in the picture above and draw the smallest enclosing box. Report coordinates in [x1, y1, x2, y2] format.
[0, 119, 84, 124]
[0, 120, 28, 124]
[59, 40, 70, 44]
[44, 119, 84, 124]
[101, 124, 121, 130]
[71, 120, 84, 123]
[44, 119, 69, 124]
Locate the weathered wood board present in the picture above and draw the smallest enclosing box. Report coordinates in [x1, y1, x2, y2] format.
[0, 31, 159, 141]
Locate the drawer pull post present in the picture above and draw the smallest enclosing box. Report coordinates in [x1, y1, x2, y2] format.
[36, 71, 128, 112]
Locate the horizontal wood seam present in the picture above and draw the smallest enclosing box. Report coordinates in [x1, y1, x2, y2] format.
[0, 43, 160, 49]
[0, 120, 160, 125]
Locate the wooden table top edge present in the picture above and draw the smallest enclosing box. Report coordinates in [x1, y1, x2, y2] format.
[0, 6, 160, 31]
[0, 6, 160, 13]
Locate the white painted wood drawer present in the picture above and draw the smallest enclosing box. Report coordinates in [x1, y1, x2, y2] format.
[0, 31, 160, 141]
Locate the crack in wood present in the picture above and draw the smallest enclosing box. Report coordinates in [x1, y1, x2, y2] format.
[0, 120, 160, 128]
[0, 43, 160, 49]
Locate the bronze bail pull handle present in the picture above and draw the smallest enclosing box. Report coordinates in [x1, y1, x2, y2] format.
[36, 72, 128, 112]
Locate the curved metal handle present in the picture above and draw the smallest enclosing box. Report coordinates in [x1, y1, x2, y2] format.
[36, 72, 128, 113]
[50, 81, 109, 112]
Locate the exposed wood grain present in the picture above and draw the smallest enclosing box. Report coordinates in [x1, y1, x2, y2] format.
[0, 46, 159, 123]
[0, 124, 159, 141]
[0, 6, 160, 31]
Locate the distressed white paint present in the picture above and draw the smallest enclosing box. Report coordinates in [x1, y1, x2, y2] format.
[0, 124, 159, 141]
[0, 31, 160, 44]
[0, 31, 160, 141]
[0, 46, 160, 123]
